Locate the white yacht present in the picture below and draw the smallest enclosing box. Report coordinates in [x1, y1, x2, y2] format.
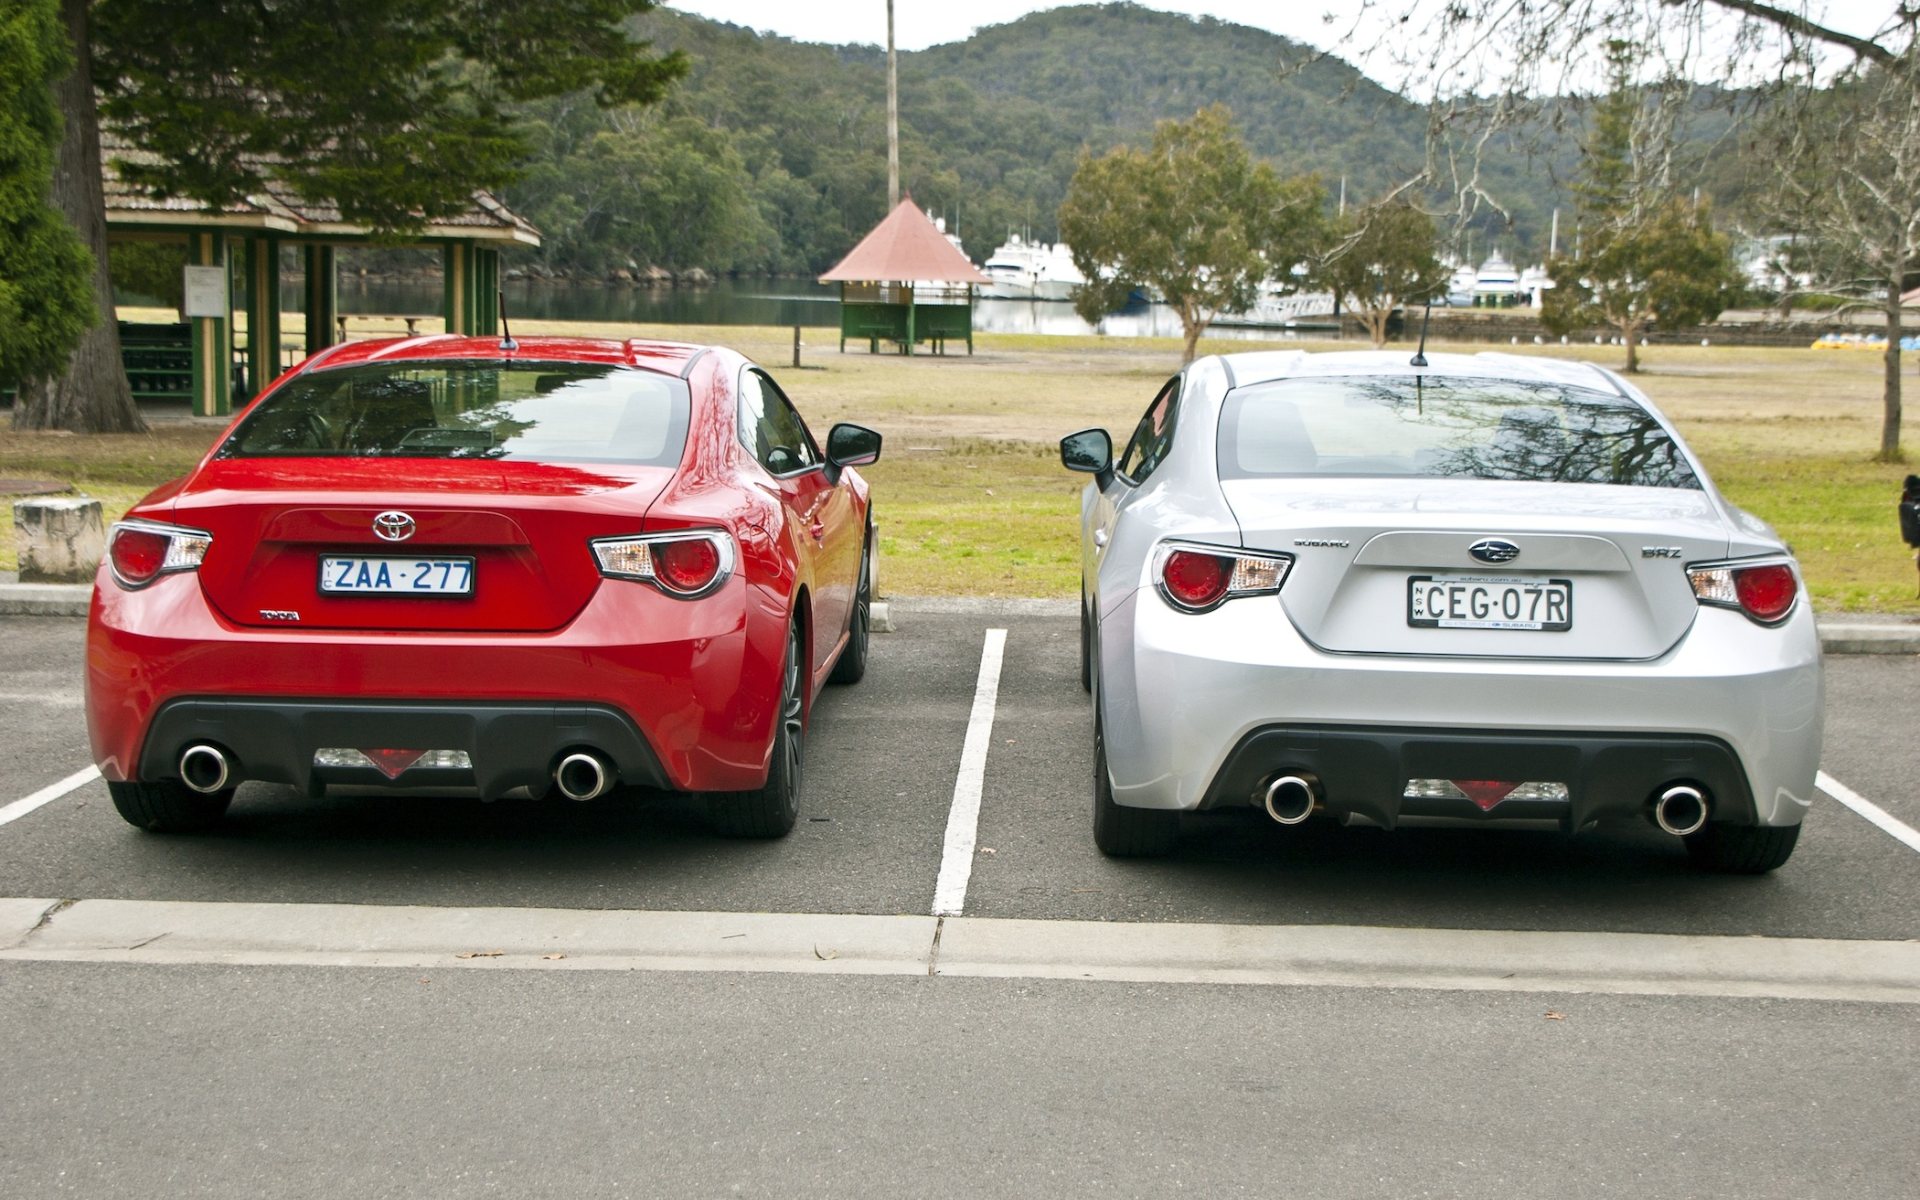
[1471, 253, 1524, 306]
[981, 235, 1086, 301]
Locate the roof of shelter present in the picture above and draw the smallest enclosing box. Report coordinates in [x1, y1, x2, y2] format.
[819, 198, 990, 285]
[99, 131, 540, 245]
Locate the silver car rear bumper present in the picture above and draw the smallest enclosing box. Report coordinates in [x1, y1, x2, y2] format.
[1096, 587, 1823, 827]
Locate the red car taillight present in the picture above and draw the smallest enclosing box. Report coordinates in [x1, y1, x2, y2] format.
[1155, 543, 1292, 613]
[106, 521, 212, 589]
[591, 530, 735, 599]
[1687, 559, 1799, 625]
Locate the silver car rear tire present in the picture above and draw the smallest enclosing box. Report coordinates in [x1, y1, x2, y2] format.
[1092, 703, 1178, 857]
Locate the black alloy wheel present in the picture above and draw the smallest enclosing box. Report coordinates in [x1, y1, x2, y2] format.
[829, 531, 872, 685]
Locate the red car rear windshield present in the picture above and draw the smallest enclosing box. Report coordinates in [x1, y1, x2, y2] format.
[1218, 375, 1700, 489]
[219, 360, 691, 465]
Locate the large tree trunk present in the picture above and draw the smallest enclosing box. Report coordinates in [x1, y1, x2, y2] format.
[1879, 269, 1904, 463]
[1620, 319, 1641, 373]
[12, 0, 143, 434]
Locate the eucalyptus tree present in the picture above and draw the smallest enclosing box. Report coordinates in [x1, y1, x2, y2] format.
[1314, 201, 1446, 348]
[1059, 105, 1325, 364]
[1540, 41, 1742, 372]
[16, 0, 686, 434]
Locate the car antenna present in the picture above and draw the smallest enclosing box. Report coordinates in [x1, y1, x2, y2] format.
[1409, 297, 1434, 368]
[498, 288, 518, 353]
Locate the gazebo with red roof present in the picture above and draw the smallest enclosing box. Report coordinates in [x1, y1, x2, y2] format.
[820, 199, 990, 356]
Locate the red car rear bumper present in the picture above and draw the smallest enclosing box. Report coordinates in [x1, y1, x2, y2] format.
[86, 567, 787, 795]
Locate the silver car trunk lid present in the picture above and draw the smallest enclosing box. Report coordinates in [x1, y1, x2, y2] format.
[1223, 477, 1731, 660]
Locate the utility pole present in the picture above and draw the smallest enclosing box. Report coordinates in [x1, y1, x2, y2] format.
[1549, 208, 1560, 258]
[887, 0, 900, 209]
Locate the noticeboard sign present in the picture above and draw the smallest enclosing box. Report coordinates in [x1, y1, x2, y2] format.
[182, 266, 229, 318]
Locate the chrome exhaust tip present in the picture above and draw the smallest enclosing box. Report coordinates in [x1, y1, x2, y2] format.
[554, 752, 614, 802]
[1261, 774, 1319, 826]
[179, 744, 231, 794]
[1653, 784, 1709, 837]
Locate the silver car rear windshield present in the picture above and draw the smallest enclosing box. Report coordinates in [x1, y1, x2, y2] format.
[218, 360, 691, 465]
[1218, 376, 1700, 489]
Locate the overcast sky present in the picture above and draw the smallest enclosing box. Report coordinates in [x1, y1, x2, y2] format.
[667, 1, 1905, 89]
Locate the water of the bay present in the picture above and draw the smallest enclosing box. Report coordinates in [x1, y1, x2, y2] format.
[281, 277, 1319, 342]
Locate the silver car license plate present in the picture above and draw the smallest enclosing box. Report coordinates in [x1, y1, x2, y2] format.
[320, 556, 475, 596]
[1407, 574, 1572, 631]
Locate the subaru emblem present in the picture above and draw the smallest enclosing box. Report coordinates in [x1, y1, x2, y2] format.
[372, 511, 417, 543]
[1469, 538, 1520, 564]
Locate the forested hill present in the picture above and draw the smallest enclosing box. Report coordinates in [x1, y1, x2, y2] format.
[502, 3, 1569, 278]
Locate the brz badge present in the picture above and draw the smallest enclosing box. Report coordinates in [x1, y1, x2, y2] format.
[258, 610, 301, 622]
[372, 511, 417, 542]
[1642, 546, 1685, 559]
[1469, 538, 1521, 564]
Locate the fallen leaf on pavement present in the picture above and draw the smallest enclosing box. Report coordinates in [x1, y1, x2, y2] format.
[456, 950, 505, 959]
[1544, 1011, 1566, 1021]
[542, 953, 566, 961]
[814, 945, 839, 961]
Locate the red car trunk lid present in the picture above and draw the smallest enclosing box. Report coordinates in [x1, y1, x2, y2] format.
[177, 459, 674, 632]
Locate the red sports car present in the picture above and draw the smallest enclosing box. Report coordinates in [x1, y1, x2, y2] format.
[86, 334, 880, 838]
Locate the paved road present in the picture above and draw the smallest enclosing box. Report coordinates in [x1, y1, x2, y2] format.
[2, 609, 1917, 1197]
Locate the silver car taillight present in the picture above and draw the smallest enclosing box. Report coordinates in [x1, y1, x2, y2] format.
[106, 520, 212, 590]
[1153, 542, 1292, 613]
[591, 530, 736, 599]
[1686, 558, 1799, 625]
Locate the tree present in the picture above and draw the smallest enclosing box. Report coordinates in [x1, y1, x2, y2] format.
[1366, 3, 1920, 454]
[0, 0, 94, 398]
[1058, 105, 1324, 364]
[1538, 42, 1741, 372]
[1543, 198, 1741, 372]
[1314, 202, 1445, 348]
[16, 0, 686, 433]
[1760, 59, 1920, 461]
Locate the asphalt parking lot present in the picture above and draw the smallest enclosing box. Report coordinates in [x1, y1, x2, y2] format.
[3, 599, 1920, 936]
[4, 606, 1919, 1198]
[3, 606, 1919, 938]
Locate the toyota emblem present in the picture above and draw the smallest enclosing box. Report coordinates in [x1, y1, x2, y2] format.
[372, 511, 417, 542]
[1469, 538, 1521, 564]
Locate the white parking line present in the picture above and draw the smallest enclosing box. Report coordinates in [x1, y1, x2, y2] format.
[931, 628, 1007, 917]
[1818, 770, 1920, 856]
[0, 765, 101, 829]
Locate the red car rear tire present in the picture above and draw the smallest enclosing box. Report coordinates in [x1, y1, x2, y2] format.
[709, 623, 805, 838]
[108, 779, 234, 833]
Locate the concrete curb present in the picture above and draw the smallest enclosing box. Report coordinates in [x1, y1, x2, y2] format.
[0, 582, 89, 617]
[4, 583, 1914, 655]
[5, 897, 1918, 1003]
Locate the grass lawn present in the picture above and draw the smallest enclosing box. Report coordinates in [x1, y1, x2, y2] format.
[4, 320, 1914, 612]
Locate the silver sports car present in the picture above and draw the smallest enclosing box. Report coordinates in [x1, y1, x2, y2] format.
[1062, 350, 1821, 872]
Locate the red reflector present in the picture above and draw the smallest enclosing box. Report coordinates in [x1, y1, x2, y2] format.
[655, 538, 722, 594]
[1162, 550, 1231, 609]
[1733, 563, 1797, 623]
[1453, 780, 1519, 811]
[109, 528, 170, 584]
[361, 749, 426, 780]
